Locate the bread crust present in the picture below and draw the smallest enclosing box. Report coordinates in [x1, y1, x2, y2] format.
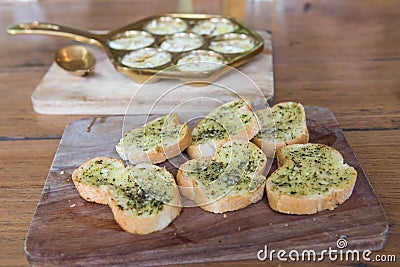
[266, 143, 357, 214]
[194, 177, 265, 213]
[72, 158, 182, 235]
[116, 114, 192, 164]
[252, 102, 309, 158]
[266, 178, 356, 214]
[176, 164, 196, 200]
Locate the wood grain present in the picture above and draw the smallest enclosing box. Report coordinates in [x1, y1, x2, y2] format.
[24, 107, 388, 266]
[1, 71, 398, 138]
[0, 139, 60, 267]
[270, 0, 400, 63]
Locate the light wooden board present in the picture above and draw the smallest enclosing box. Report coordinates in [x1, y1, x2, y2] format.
[24, 106, 388, 266]
[31, 31, 273, 115]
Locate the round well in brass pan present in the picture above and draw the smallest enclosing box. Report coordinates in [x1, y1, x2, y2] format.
[209, 33, 256, 54]
[160, 32, 204, 53]
[191, 17, 238, 37]
[143, 16, 188, 35]
[120, 48, 172, 69]
[108, 30, 155, 51]
[175, 50, 226, 72]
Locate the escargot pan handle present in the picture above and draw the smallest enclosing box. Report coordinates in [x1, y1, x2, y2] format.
[6, 22, 106, 47]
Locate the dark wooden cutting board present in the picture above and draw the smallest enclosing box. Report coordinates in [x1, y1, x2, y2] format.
[25, 106, 388, 266]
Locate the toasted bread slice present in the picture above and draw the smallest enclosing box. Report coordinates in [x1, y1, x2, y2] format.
[188, 99, 260, 159]
[178, 141, 267, 213]
[266, 143, 357, 214]
[72, 157, 182, 234]
[252, 102, 309, 158]
[116, 113, 191, 164]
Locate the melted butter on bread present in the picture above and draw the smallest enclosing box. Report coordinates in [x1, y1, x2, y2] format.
[266, 143, 357, 214]
[73, 158, 182, 231]
[253, 102, 309, 158]
[178, 141, 267, 213]
[116, 113, 191, 164]
[188, 99, 260, 159]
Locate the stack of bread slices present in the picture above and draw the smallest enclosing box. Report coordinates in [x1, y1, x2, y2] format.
[72, 99, 357, 235]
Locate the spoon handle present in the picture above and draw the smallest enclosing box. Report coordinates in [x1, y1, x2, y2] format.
[6, 22, 106, 47]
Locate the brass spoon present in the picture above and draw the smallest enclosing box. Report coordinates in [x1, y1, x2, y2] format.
[55, 45, 95, 76]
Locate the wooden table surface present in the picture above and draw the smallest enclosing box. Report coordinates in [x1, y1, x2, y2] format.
[0, 0, 399, 266]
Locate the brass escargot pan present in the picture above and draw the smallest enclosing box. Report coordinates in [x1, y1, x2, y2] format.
[7, 14, 264, 83]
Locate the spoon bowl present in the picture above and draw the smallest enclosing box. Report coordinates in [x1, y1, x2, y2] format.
[55, 45, 95, 76]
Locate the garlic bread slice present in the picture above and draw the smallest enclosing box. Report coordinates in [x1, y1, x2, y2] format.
[178, 141, 267, 213]
[253, 102, 309, 158]
[188, 99, 260, 159]
[116, 113, 191, 164]
[266, 143, 357, 214]
[72, 157, 182, 235]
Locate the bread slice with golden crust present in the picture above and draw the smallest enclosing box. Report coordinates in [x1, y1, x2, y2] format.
[72, 157, 182, 235]
[252, 102, 309, 158]
[188, 99, 260, 159]
[266, 143, 357, 215]
[116, 113, 191, 164]
[177, 141, 267, 213]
